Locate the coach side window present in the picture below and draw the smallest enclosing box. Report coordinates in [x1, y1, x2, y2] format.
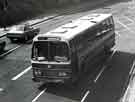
[105, 20, 110, 29]
[102, 21, 107, 30]
[110, 17, 114, 25]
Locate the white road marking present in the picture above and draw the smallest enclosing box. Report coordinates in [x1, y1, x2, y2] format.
[11, 66, 32, 80]
[122, 84, 130, 102]
[116, 29, 127, 34]
[116, 19, 135, 33]
[32, 88, 46, 102]
[94, 66, 106, 83]
[94, 49, 116, 83]
[129, 60, 135, 75]
[81, 90, 90, 102]
[123, 16, 134, 24]
[0, 45, 21, 58]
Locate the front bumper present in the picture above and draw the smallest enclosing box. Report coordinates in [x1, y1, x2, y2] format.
[32, 76, 71, 83]
[32, 68, 72, 83]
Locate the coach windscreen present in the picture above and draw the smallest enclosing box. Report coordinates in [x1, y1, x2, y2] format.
[32, 41, 69, 62]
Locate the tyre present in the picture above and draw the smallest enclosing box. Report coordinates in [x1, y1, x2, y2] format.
[10, 38, 15, 43]
[104, 46, 112, 55]
[65, 76, 79, 89]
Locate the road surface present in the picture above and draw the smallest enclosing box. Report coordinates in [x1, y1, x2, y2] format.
[0, 0, 135, 102]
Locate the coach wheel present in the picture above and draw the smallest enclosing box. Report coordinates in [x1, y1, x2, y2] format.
[65, 80, 78, 89]
[81, 60, 87, 74]
[10, 38, 15, 43]
[72, 77, 79, 86]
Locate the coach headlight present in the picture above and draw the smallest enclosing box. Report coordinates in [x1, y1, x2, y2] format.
[35, 70, 42, 76]
[58, 72, 67, 76]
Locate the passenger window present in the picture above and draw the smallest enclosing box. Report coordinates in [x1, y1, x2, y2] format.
[108, 18, 114, 30]
[106, 19, 111, 29]
[110, 17, 114, 25]
[106, 19, 110, 26]
[105, 20, 109, 29]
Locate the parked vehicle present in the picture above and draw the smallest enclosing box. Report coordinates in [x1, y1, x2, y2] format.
[31, 14, 115, 84]
[6, 24, 40, 43]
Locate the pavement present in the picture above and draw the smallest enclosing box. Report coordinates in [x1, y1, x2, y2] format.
[121, 64, 135, 102]
[119, 6, 135, 102]
[121, 51, 135, 102]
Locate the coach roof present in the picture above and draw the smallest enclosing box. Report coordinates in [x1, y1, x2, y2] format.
[34, 13, 112, 41]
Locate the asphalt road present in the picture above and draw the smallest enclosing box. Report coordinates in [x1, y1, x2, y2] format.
[0, 0, 135, 102]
